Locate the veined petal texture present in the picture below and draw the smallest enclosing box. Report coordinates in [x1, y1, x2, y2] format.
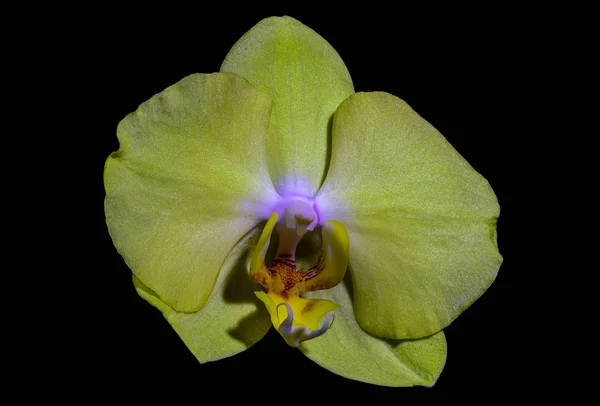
[133, 226, 272, 363]
[300, 276, 446, 387]
[105, 73, 277, 312]
[221, 16, 354, 196]
[317, 92, 502, 338]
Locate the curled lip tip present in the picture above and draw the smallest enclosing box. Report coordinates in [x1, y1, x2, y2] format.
[277, 302, 335, 347]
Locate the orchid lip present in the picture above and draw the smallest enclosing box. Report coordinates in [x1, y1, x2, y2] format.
[277, 302, 335, 347]
[250, 209, 349, 347]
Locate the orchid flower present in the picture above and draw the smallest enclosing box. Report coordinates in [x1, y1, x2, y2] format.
[104, 16, 502, 387]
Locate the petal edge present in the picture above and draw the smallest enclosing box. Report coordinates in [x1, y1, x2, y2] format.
[317, 91, 502, 338]
[105, 72, 278, 312]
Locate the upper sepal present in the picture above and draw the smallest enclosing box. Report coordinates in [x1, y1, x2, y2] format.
[221, 16, 354, 195]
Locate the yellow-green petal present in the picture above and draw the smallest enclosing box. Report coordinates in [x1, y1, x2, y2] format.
[300, 276, 447, 387]
[220, 16, 354, 195]
[316, 92, 502, 339]
[133, 227, 271, 363]
[105, 73, 277, 312]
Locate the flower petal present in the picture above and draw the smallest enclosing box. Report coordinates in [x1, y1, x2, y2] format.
[220, 16, 354, 195]
[316, 92, 502, 338]
[105, 73, 278, 312]
[300, 276, 447, 387]
[132, 226, 272, 363]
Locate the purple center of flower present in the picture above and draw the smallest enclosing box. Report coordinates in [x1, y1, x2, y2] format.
[270, 194, 321, 261]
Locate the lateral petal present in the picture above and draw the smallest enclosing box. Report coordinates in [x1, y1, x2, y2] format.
[105, 73, 277, 312]
[317, 92, 502, 338]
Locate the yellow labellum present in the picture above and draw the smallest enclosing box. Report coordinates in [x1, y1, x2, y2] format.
[250, 212, 349, 346]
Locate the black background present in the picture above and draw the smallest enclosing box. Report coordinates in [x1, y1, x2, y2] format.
[81, 6, 543, 401]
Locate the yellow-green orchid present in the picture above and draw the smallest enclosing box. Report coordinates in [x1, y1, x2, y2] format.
[104, 16, 501, 387]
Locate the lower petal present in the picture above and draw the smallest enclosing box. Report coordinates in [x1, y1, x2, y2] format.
[133, 227, 272, 363]
[299, 275, 447, 387]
